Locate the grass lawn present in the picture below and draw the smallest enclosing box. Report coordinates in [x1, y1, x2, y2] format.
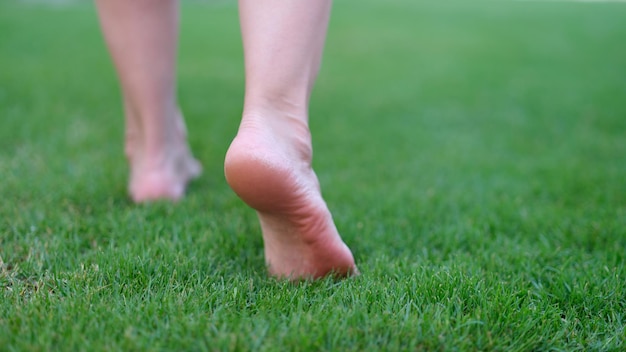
[1, 0, 625, 350]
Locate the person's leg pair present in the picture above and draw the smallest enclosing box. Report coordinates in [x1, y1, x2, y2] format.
[95, 0, 356, 279]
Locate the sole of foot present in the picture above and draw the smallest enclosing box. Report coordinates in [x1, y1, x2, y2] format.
[224, 115, 357, 280]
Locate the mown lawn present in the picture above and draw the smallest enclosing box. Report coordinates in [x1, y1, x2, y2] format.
[1, 0, 625, 350]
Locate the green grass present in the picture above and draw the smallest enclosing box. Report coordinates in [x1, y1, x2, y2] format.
[1, 0, 625, 350]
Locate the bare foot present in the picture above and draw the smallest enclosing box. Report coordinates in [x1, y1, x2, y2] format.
[128, 143, 201, 203]
[224, 113, 357, 280]
[125, 111, 202, 203]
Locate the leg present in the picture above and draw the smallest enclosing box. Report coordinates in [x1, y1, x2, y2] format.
[225, 0, 357, 279]
[96, 0, 201, 202]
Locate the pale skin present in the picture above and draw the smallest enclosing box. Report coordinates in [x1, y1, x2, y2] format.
[95, 0, 357, 279]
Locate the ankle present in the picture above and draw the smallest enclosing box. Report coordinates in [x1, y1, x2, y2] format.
[243, 91, 309, 121]
[240, 109, 313, 160]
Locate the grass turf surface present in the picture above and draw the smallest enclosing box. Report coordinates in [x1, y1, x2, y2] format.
[1, 0, 625, 350]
